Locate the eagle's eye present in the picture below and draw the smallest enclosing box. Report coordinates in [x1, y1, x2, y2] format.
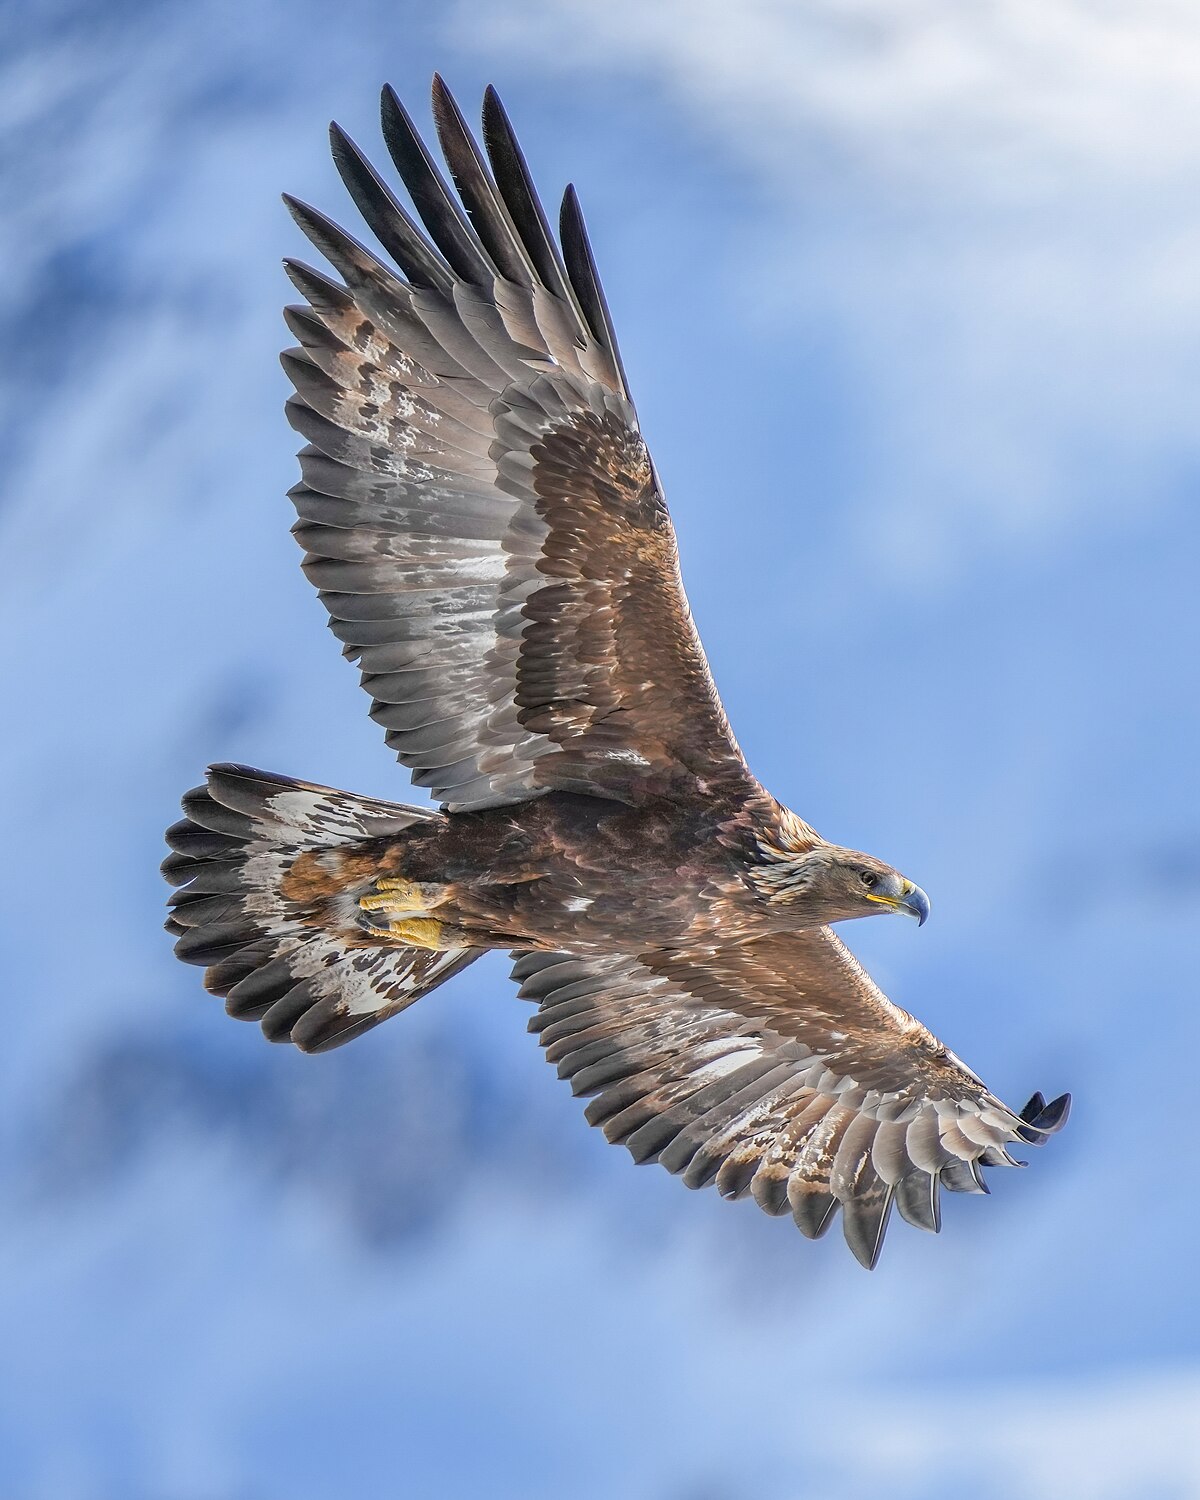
[859, 871, 877, 888]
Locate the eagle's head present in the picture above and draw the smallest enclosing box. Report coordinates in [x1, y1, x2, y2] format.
[751, 837, 930, 927]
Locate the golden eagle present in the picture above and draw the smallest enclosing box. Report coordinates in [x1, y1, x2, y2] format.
[163, 78, 1069, 1268]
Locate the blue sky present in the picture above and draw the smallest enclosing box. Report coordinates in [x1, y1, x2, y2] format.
[1, 2, 1198, 1497]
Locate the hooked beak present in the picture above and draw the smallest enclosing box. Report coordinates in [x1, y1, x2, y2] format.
[868, 879, 931, 925]
[898, 880, 930, 926]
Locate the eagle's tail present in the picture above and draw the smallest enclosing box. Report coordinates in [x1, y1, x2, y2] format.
[162, 764, 482, 1051]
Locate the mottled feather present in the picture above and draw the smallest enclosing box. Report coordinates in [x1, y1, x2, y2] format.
[514, 931, 1067, 1268]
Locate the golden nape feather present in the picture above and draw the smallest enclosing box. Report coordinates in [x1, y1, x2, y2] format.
[164, 77, 1068, 1269]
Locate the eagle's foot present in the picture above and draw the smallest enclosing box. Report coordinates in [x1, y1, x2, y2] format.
[386, 917, 445, 950]
[358, 879, 451, 949]
[359, 877, 428, 915]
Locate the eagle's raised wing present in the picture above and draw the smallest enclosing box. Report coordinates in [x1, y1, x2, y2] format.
[514, 932, 1069, 1268]
[282, 79, 753, 811]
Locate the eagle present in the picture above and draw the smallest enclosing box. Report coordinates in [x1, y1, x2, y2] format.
[163, 77, 1069, 1268]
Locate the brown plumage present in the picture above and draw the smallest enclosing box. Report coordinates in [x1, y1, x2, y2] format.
[163, 77, 1069, 1268]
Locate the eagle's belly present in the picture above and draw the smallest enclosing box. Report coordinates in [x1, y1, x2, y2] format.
[382, 791, 751, 953]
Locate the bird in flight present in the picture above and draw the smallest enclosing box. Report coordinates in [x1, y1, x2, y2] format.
[163, 77, 1068, 1268]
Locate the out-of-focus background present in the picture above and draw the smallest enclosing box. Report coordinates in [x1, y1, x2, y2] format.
[2, 1, 1197, 1496]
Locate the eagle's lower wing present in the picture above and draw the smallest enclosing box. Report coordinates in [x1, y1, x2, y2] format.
[282, 80, 754, 811]
[513, 931, 1068, 1268]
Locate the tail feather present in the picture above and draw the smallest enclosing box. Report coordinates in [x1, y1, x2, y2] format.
[164, 764, 482, 1051]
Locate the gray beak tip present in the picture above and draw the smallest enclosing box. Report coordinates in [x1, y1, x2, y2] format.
[905, 884, 931, 926]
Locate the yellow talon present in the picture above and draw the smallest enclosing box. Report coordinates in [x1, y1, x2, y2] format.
[359, 878, 426, 915]
[360, 892, 408, 913]
[388, 918, 444, 950]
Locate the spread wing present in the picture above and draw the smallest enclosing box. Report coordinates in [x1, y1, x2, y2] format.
[514, 931, 1069, 1268]
[282, 79, 753, 811]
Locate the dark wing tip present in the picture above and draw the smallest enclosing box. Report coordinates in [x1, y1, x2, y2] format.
[1045, 1091, 1072, 1124]
[842, 1187, 896, 1271]
[325, 119, 453, 296]
[430, 70, 465, 137]
[894, 1170, 941, 1234]
[327, 118, 353, 157]
[378, 79, 495, 285]
[558, 180, 630, 397]
[1016, 1089, 1072, 1143]
[480, 85, 505, 155]
[479, 82, 580, 311]
[791, 1186, 839, 1241]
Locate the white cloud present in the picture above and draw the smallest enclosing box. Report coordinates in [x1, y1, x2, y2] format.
[453, 0, 1200, 569]
[463, 0, 1200, 191]
[838, 1368, 1200, 1500]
